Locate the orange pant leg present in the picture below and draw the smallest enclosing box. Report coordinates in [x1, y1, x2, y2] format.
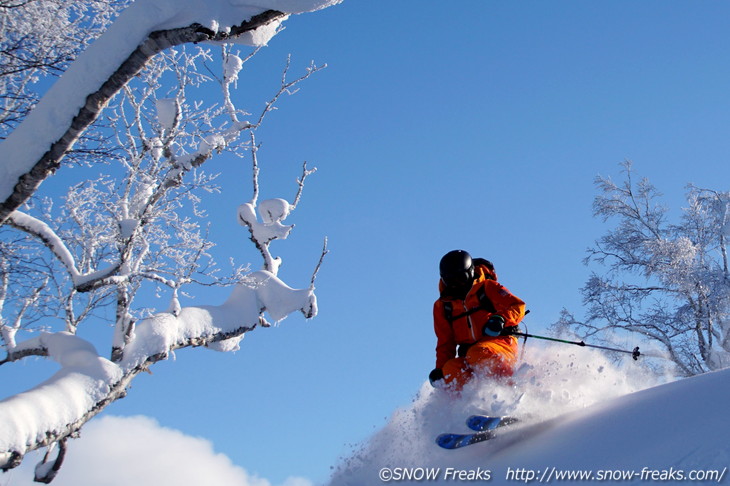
[465, 336, 518, 378]
[441, 357, 471, 390]
[440, 337, 518, 392]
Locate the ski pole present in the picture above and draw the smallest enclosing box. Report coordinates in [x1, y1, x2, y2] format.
[508, 330, 642, 360]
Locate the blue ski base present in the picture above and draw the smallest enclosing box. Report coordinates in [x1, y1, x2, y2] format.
[436, 416, 518, 450]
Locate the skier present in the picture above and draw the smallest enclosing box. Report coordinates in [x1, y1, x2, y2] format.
[429, 250, 526, 392]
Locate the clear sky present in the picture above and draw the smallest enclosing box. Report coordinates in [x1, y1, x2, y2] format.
[5, 1, 730, 485]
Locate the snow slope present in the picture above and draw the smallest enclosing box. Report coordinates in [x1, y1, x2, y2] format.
[327, 347, 730, 485]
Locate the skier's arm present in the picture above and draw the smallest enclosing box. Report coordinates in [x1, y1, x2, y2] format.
[433, 301, 456, 369]
[483, 281, 525, 328]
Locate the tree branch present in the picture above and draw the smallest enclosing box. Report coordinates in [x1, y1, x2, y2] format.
[0, 10, 287, 225]
[1, 270, 316, 469]
[6, 210, 121, 292]
[291, 161, 317, 210]
[310, 237, 328, 289]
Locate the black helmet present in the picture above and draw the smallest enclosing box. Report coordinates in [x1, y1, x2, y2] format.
[439, 250, 475, 290]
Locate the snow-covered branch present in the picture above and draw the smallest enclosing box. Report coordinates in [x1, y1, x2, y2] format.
[0, 0, 339, 224]
[253, 56, 328, 129]
[0, 270, 316, 472]
[310, 237, 329, 289]
[6, 211, 120, 292]
[293, 161, 318, 210]
[2, 260, 42, 352]
[238, 143, 319, 274]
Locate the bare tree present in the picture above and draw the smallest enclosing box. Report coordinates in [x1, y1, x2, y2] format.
[0, 0, 338, 482]
[555, 161, 730, 376]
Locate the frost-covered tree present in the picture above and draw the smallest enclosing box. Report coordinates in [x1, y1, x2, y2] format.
[0, 0, 339, 482]
[556, 161, 730, 377]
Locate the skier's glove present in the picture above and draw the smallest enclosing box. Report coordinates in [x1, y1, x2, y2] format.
[482, 315, 505, 337]
[429, 368, 444, 387]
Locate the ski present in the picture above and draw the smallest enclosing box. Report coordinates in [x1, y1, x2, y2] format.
[466, 414, 519, 432]
[436, 416, 518, 450]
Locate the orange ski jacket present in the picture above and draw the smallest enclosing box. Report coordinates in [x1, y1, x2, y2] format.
[433, 264, 526, 369]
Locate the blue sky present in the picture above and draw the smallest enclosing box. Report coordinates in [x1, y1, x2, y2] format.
[4, 1, 730, 485]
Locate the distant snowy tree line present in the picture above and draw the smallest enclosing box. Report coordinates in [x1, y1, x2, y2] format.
[555, 161, 730, 377]
[0, 0, 338, 482]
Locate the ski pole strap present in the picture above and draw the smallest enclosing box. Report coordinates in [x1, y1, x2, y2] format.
[507, 330, 641, 360]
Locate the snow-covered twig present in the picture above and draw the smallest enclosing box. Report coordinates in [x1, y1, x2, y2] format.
[221, 45, 261, 123]
[253, 57, 327, 129]
[249, 131, 261, 206]
[3, 276, 49, 347]
[310, 237, 329, 289]
[292, 161, 317, 210]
